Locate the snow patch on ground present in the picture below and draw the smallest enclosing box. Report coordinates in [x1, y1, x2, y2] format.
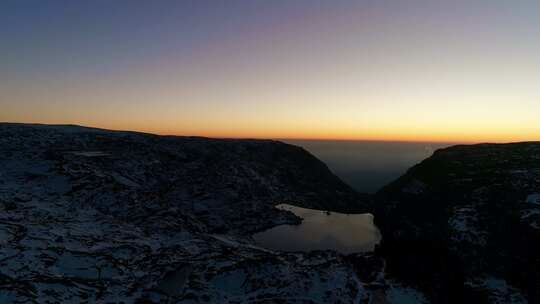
[526, 193, 540, 205]
[71, 151, 110, 157]
[449, 206, 487, 245]
[521, 208, 540, 219]
[521, 194, 540, 229]
[385, 282, 429, 304]
[466, 277, 527, 304]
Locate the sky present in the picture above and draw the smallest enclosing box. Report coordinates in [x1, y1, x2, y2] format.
[1, 0, 540, 142]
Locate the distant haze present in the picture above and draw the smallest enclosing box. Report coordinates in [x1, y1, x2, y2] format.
[287, 140, 452, 193]
[2, 1, 540, 142]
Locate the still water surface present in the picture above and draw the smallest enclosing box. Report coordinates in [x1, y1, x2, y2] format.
[253, 204, 381, 254]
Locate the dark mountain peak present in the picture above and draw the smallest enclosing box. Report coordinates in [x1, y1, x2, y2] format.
[375, 141, 540, 303]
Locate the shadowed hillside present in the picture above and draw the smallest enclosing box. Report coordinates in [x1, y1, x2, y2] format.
[375, 143, 540, 303]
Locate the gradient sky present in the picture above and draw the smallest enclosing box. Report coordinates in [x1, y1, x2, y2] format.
[2, 0, 540, 142]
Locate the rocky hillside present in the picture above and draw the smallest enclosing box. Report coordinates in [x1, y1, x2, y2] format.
[11, 123, 538, 303]
[375, 143, 540, 303]
[0, 123, 392, 303]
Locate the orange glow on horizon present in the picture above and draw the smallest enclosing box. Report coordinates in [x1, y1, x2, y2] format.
[3, 1, 540, 147]
[4, 118, 538, 145]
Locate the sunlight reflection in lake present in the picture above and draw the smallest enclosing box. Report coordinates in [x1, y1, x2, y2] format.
[253, 204, 381, 254]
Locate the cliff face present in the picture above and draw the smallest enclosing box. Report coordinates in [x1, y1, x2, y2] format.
[374, 143, 540, 303]
[0, 123, 381, 303]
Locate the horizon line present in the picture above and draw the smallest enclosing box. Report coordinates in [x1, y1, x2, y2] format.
[3, 121, 539, 145]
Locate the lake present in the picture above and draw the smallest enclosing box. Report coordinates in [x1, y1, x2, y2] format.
[253, 204, 381, 254]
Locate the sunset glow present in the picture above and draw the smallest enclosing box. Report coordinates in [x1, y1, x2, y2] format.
[2, 1, 540, 143]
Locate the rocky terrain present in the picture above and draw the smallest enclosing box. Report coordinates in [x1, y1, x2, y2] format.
[374, 143, 540, 303]
[4, 123, 538, 303]
[0, 123, 407, 303]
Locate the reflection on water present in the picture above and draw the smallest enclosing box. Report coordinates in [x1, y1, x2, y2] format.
[253, 204, 381, 254]
[284, 140, 452, 193]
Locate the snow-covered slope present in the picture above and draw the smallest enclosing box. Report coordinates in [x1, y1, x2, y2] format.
[0, 123, 393, 303]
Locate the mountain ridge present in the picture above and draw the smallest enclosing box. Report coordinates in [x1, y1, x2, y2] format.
[374, 142, 540, 303]
[0, 122, 387, 303]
